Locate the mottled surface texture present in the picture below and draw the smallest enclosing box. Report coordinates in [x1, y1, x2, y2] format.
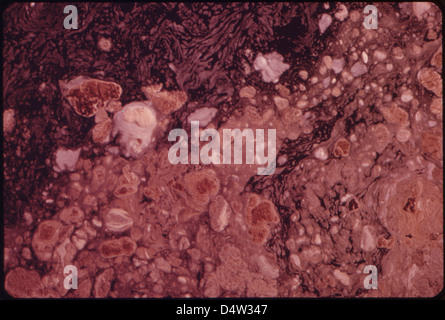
[3, 2, 443, 298]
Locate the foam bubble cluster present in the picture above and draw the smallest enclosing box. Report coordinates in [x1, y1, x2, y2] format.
[112, 101, 157, 158]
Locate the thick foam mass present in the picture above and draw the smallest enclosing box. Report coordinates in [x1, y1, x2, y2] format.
[112, 101, 157, 158]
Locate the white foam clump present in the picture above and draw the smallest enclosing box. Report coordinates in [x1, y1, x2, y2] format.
[187, 107, 217, 127]
[253, 52, 290, 83]
[350, 62, 368, 77]
[112, 101, 157, 158]
[335, 4, 348, 21]
[319, 14, 333, 34]
[256, 255, 280, 279]
[54, 147, 81, 172]
[412, 2, 431, 19]
[360, 226, 376, 252]
[314, 146, 328, 160]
